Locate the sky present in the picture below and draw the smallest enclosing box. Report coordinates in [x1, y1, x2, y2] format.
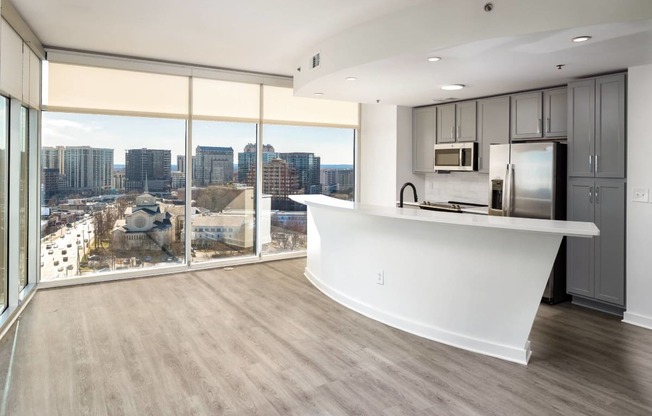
[42, 112, 355, 166]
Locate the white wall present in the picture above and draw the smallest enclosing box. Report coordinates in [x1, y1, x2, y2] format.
[359, 104, 398, 206]
[623, 64, 652, 330]
[359, 105, 425, 207]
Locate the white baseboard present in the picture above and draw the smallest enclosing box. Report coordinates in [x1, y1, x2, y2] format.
[623, 311, 652, 330]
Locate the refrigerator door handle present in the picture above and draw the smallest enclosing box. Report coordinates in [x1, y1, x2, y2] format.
[589, 186, 593, 204]
[504, 164, 514, 216]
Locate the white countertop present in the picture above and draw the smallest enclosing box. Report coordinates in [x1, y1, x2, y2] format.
[291, 195, 598, 238]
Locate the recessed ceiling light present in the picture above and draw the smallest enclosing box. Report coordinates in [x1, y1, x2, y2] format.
[427, 57, 441, 62]
[313, 92, 324, 96]
[572, 36, 592, 43]
[345, 77, 357, 81]
[441, 84, 465, 91]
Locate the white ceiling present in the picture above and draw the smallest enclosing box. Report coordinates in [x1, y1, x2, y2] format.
[11, 0, 652, 107]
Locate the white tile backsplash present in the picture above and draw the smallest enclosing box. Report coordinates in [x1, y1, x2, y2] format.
[425, 172, 489, 205]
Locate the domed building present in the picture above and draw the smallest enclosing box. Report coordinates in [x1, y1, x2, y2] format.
[111, 191, 174, 252]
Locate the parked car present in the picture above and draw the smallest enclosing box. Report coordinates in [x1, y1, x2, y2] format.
[67, 265, 74, 270]
[57, 266, 64, 272]
[62, 256, 68, 262]
[54, 260, 59, 266]
[47, 250, 54, 254]
[67, 243, 72, 248]
[144, 256, 152, 262]
[46, 244, 52, 249]
[62, 250, 67, 255]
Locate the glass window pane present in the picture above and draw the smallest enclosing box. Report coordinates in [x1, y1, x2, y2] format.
[261, 124, 355, 255]
[0, 97, 7, 311]
[190, 121, 257, 262]
[18, 107, 29, 291]
[40, 113, 186, 281]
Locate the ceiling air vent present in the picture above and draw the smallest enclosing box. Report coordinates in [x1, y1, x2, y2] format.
[433, 97, 458, 103]
[311, 53, 320, 69]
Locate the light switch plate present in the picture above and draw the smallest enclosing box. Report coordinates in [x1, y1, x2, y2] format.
[633, 188, 649, 203]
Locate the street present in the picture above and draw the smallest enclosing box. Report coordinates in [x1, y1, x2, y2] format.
[40, 218, 95, 281]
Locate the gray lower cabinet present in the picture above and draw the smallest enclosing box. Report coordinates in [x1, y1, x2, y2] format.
[567, 178, 625, 306]
[511, 91, 542, 139]
[477, 96, 509, 173]
[412, 107, 436, 172]
[568, 73, 625, 178]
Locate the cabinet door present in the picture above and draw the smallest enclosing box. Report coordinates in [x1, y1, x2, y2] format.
[567, 79, 595, 177]
[595, 74, 626, 179]
[436, 104, 455, 143]
[567, 179, 595, 298]
[544, 88, 567, 138]
[456, 101, 476, 142]
[594, 180, 625, 306]
[477, 96, 509, 173]
[412, 107, 436, 172]
[510, 92, 542, 139]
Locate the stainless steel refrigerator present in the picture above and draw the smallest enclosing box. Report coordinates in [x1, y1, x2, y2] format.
[488, 142, 567, 303]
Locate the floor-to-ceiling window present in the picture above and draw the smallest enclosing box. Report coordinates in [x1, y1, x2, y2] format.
[260, 124, 355, 255]
[18, 106, 29, 291]
[40, 113, 186, 280]
[0, 97, 8, 311]
[37, 59, 358, 284]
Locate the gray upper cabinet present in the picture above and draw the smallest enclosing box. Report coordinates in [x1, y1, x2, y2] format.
[477, 96, 509, 173]
[436, 101, 476, 143]
[455, 101, 477, 142]
[567, 178, 625, 307]
[543, 88, 567, 138]
[595, 74, 626, 178]
[510, 91, 542, 139]
[568, 73, 625, 179]
[436, 104, 456, 143]
[567, 79, 595, 177]
[412, 107, 436, 172]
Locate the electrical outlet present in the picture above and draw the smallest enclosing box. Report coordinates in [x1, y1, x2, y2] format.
[376, 270, 384, 285]
[633, 188, 649, 203]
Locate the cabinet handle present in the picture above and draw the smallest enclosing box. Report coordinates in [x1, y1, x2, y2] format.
[595, 186, 600, 204]
[595, 155, 599, 174]
[589, 186, 593, 203]
[589, 155, 593, 172]
[547, 117, 551, 133]
[451, 126, 454, 139]
[537, 118, 541, 135]
[457, 125, 461, 139]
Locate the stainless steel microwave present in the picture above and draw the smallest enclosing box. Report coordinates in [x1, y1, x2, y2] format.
[433, 142, 477, 171]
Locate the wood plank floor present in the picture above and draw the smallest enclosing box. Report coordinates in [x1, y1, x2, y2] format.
[1, 258, 651, 415]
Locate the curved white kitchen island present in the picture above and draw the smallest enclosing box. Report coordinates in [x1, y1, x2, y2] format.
[290, 195, 599, 365]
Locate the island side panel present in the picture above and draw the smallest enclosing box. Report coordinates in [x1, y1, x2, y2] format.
[304, 204, 562, 364]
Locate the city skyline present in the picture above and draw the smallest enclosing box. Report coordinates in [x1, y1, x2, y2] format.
[42, 112, 355, 166]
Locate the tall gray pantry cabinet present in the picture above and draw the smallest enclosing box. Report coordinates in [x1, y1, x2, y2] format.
[567, 73, 626, 309]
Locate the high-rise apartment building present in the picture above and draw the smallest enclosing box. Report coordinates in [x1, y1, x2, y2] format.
[195, 146, 233, 186]
[62, 146, 114, 195]
[176, 155, 185, 173]
[237, 143, 277, 183]
[320, 168, 338, 194]
[41, 146, 65, 172]
[247, 158, 299, 210]
[125, 148, 171, 193]
[336, 169, 354, 192]
[278, 152, 321, 195]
